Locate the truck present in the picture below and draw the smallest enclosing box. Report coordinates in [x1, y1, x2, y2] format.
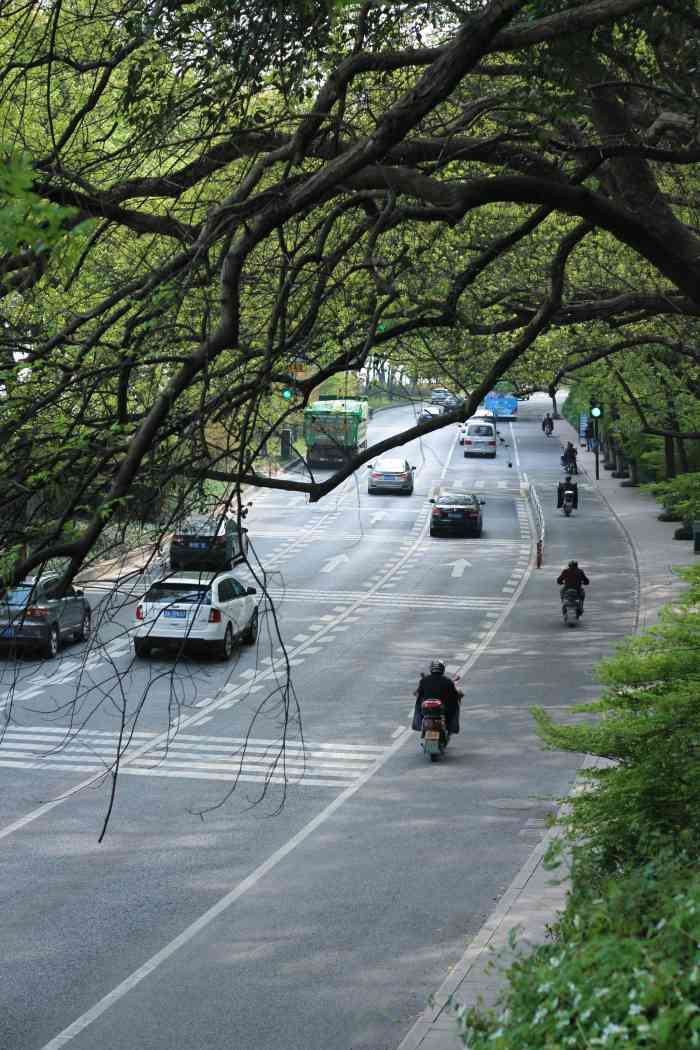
[303, 398, 369, 467]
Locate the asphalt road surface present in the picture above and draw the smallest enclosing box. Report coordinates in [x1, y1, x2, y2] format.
[0, 395, 636, 1050]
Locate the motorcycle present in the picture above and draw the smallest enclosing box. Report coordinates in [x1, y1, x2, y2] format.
[562, 489, 575, 516]
[561, 586, 583, 626]
[543, 421, 553, 436]
[560, 454, 578, 474]
[420, 699, 449, 761]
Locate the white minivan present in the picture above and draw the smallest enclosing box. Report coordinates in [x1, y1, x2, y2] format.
[462, 420, 498, 458]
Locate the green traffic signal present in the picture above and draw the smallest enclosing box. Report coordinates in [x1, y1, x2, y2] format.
[281, 387, 294, 401]
[590, 405, 602, 418]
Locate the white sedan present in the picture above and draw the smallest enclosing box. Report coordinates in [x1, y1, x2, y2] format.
[133, 572, 258, 659]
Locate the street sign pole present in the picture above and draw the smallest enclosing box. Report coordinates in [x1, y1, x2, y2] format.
[594, 417, 600, 480]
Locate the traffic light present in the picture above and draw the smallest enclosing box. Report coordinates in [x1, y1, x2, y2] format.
[590, 401, 602, 418]
[281, 386, 294, 401]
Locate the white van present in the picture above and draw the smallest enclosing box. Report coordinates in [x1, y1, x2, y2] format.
[462, 420, 497, 458]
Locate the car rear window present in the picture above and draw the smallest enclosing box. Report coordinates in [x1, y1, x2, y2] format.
[377, 459, 405, 471]
[2, 586, 33, 605]
[467, 424, 494, 436]
[145, 583, 211, 604]
[180, 519, 217, 536]
[437, 494, 477, 506]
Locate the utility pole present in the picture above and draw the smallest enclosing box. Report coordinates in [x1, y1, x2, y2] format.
[590, 404, 602, 481]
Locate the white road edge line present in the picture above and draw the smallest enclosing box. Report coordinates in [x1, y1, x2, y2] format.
[37, 431, 536, 1050]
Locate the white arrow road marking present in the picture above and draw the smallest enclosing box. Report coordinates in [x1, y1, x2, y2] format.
[370, 511, 387, 524]
[320, 553, 350, 573]
[444, 558, 472, 578]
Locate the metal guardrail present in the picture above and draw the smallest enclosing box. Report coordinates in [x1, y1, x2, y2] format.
[521, 480, 545, 567]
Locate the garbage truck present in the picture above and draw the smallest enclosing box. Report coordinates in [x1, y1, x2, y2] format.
[303, 398, 369, 467]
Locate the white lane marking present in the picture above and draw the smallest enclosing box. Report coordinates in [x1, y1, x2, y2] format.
[37, 728, 412, 1050]
[444, 558, 472, 578]
[320, 554, 350, 573]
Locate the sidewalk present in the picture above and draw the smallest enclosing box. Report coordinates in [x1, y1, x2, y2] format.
[398, 418, 698, 1050]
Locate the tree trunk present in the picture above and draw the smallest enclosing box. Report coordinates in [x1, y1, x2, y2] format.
[676, 436, 689, 474]
[621, 458, 639, 487]
[664, 434, 677, 479]
[551, 391, 559, 419]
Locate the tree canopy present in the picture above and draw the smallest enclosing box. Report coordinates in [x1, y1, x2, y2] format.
[2, 0, 700, 585]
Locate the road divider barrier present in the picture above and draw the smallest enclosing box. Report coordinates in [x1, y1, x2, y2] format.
[521, 480, 545, 567]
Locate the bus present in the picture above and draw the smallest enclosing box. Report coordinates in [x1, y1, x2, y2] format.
[484, 383, 518, 420]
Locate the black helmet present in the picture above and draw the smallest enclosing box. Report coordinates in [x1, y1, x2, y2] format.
[568, 560, 578, 569]
[565, 475, 572, 482]
[430, 658, 445, 674]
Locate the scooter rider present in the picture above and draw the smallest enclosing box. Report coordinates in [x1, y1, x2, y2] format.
[557, 560, 589, 612]
[413, 659, 463, 734]
[557, 475, 579, 509]
[542, 413, 553, 435]
[562, 441, 578, 472]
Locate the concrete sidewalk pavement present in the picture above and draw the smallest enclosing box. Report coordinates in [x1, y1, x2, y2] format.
[397, 416, 698, 1050]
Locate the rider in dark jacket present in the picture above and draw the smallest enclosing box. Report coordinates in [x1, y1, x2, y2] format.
[562, 442, 578, 472]
[557, 476, 579, 509]
[413, 659, 462, 734]
[557, 561, 589, 608]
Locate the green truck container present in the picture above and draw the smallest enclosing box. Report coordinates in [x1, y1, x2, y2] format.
[303, 398, 369, 467]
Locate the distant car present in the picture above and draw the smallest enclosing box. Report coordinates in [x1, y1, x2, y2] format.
[462, 420, 498, 458]
[430, 388, 451, 405]
[441, 394, 464, 411]
[367, 456, 416, 495]
[133, 571, 258, 659]
[429, 492, 485, 537]
[0, 575, 91, 659]
[169, 513, 249, 572]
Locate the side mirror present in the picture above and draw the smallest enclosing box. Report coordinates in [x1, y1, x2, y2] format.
[480, 498, 486, 505]
[411, 465, 417, 470]
[75, 589, 84, 597]
[246, 587, 257, 595]
[367, 464, 374, 469]
[429, 498, 436, 504]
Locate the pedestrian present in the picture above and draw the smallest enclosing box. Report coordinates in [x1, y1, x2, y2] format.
[585, 420, 594, 451]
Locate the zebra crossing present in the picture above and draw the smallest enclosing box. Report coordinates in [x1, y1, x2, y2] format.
[0, 726, 389, 789]
[260, 589, 509, 610]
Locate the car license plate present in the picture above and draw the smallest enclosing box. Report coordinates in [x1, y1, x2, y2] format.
[163, 609, 187, 618]
[447, 510, 463, 518]
[189, 542, 207, 549]
[425, 731, 440, 740]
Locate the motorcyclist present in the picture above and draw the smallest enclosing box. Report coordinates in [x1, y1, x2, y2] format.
[557, 475, 579, 509]
[413, 659, 463, 735]
[557, 560, 589, 612]
[562, 441, 578, 472]
[542, 413, 553, 435]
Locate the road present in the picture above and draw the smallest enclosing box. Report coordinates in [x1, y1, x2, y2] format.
[0, 396, 636, 1050]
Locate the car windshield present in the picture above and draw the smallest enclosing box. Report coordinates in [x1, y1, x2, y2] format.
[376, 460, 405, 472]
[1, 586, 33, 605]
[437, 494, 476, 506]
[145, 583, 211, 604]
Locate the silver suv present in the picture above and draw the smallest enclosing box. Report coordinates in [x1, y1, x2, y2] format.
[0, 575, 91, 659]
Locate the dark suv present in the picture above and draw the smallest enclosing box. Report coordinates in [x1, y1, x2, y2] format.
[0, 575, 91, 658]
[169, 515, 249, 572]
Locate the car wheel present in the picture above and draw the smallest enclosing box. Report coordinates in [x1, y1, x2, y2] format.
[475, 525, 483, 537]
[134, 638, 152, 658]
[43, 624, 59, 660]
[218, 623, 234, 660]
[170, 559, 180, 571]
[406, 487, 413, 496]
[463, 452, 469, 458]
[429, 527, 437, 537]
[243, 608, 258, 646]
[76, 610, 91, 642]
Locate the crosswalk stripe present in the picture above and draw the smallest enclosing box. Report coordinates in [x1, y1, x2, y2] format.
[0, 729, 389, 788]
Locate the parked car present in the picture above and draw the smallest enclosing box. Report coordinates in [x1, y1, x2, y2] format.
[169, 512, 250, 572]
[133, 571, 258, 659]
[462, 420, 498, 458]
[0, 574, 91, 659]
[429, 492, 485, 537]
[367, 456, 416, 495]
[441, 394, 464, 411]
[430, 387, 451, 405]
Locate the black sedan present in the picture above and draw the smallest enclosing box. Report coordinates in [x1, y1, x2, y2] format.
[429, 492, 485, 537]
[169, 511, 250, 572]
